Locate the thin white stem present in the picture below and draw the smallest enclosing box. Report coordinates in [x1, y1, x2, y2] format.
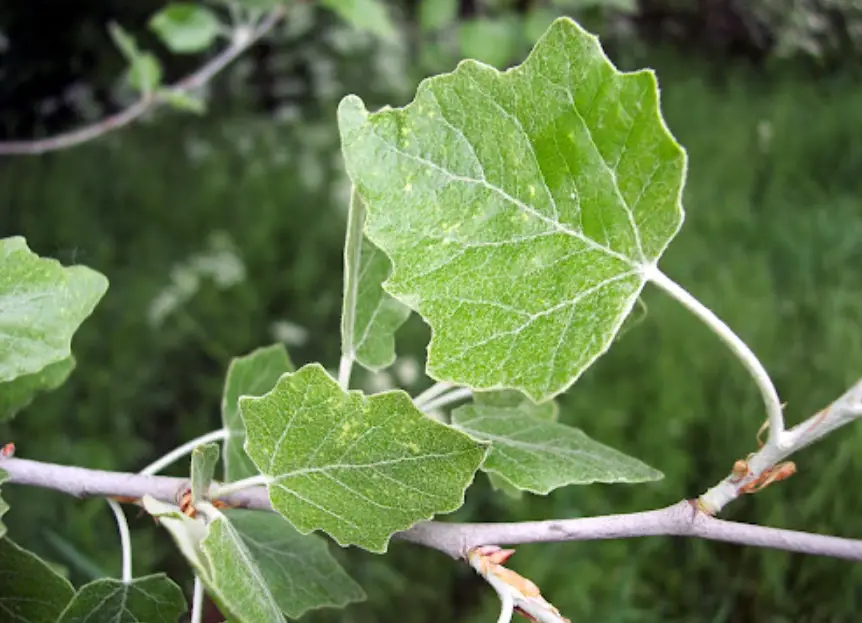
[338, 187, 366, 391]
[337, 355, 354, 391]
[210, 474, 270, 498]
[107, 499, 133, 583]
[139, 429, 229, 476]
[647, 267, 785, 445]
[488, 575, 515, 623]
[191, 576, 205, 623]
[699, 376, 862, 513]
[413, 382, 455, 407]
[421, 387, 473, 413]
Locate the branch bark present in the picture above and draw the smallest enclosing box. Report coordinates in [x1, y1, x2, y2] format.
[3, 456, 861, 561]
[0, 9, 284, 156]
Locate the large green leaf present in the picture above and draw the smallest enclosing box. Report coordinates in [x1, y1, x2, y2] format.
[191, 443, 220, 504]
[452, 401, 662, 493]
[240, 363, 488, 552]
[342, 189, 410, 371]
[222, 344, 294, 482]
[0, 357, 75, 422]
[0, 237, 108, 383]
[223, 509, 365, 617]
[57, 575, 186, 623]
[0, 469, 8, 540]
[339, 17, 686, 402]
[0, 537, 75, 622]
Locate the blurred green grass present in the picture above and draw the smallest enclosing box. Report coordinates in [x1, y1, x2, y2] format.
[1, 54, 861, 622]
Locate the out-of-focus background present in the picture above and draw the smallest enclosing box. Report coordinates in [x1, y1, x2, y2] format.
[2, 1, 861, 621]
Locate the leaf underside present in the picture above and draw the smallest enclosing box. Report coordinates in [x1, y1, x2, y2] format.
[339, 17, 686, 402]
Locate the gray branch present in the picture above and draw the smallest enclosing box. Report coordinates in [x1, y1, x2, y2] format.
[3, 457, 861, 561]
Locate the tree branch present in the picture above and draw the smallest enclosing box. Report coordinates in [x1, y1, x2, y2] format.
[0, 9, 284, 156]
[3, 457, 861, 561]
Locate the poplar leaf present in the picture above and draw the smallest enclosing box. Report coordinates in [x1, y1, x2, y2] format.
[240, 363, 488, 552]
[222, 509, 366, 617]
[191, 443, 220, 504]
[339, 17, 686, 402]
[222, 344, 294, 481]
[453, 402, 662, 493]
[149, 3, 221, 54]
[0, 537, 75, 622]
[57, 575, 186, 623]
[0, 237, 108, 383]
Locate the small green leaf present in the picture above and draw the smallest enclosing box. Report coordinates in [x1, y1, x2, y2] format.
[128, 52, 163, 94]
[452, 402, 663, 494]
[160, 88, 207, 114]
[108, 23, 162, 95]
[0, 356, 75, 422]
[149, 3, 222, 54]
[458, 17, 519, 68]
[339, 17, 686, 402]
[223, 509, 366, 617]
[200, 515, 288, 622]
[0, 237, 108, 383]
[222, 344, 294, 482]
[320, 0, 396, 40]
[0, 470, 8, 539]
[474, 390, 558, 498]
[57, 575, 186, 623]
[419, 0, 458, 32]
[240, 363, 488, 552]
[342, 189, 410, 371]
[0, 537, 75, 622]
[108, 22, 140, 61]
[191, 443, 220, 504]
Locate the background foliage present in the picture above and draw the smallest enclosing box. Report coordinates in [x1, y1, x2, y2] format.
[1, 1, 861, 621]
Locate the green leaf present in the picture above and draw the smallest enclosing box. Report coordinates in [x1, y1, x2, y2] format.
[160, 88, 207, 114]
[240, 363, 488, 552]
[0, 537, 75, 622]
[0, 237, 108, 383]
[149, 3, 222, 54]
[338, 17, 686, 402]
[128, 52, 163, 94]
[342, 189, 410, 371]
[200, 515, 288, 622]
[320, 0, 396, 41]
[191, 443, 220, 504]
[474, 390, 558, 498]
[0, 469, 8, 539]
[458, 17, 519, 68]
[57, 575, 186, 623]
[222, 509, 366, 617]
[222, 344, 294, 482]
[452, 402, 663, 494]
[419, 0, 458, 32]
[108, 23, 162, 94]
[140, 496, 210, 575]
[0, 356, 75, 422]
